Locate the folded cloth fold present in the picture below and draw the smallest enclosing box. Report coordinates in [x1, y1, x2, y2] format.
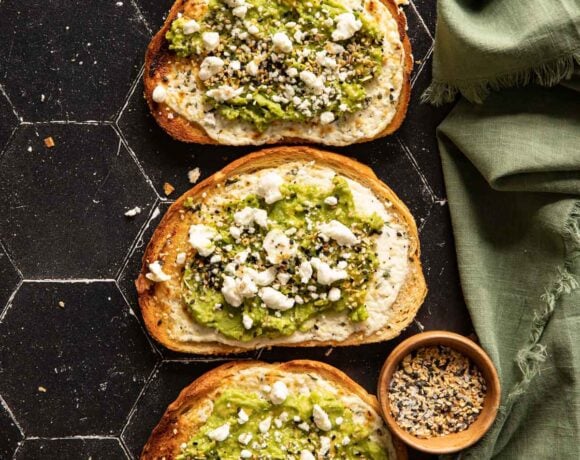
[425, 0, 580, 458]
[424, 0, 580, 105]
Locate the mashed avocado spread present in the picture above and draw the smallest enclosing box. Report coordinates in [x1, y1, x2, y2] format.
[166, 0, 385, 130]
[177, 387, 389, 459]
[181, 171, 384, 341]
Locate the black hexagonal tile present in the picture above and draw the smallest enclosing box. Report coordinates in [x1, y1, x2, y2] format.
[0, 282, 158, 437]
[411, 0, 436, 38]
[335, 137, 434, 229]
[418, 202, 473, 335]
[135, 0, 174, 32]
[122, 360, 228, 459]
[0, 244, 21, 315]
[0, 0, 149, 122]
[397, 58, 456, 200]
[0, 88, 18, 154]
[118, 80, 255, 198]
[14, 438, 127, 460]
[405, 1, 434, 70]
[0, 124, 156, 279]
[0, 398, 23, 460]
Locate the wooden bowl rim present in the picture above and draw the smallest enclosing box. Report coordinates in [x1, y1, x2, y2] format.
[377, 331, 501, 454]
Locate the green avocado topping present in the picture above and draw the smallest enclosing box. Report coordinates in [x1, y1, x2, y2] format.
[181, 173, 385, 341]
[165, 0, 386, 130]
[177, 388, 390, 459]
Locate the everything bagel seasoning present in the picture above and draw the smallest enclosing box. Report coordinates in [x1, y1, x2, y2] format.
[388, 345, 487, 438]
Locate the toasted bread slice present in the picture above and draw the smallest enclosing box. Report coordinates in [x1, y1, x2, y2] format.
[141, 360, 407, 459]
[144, 0, 412, 146]
[136, 146, 426, 354]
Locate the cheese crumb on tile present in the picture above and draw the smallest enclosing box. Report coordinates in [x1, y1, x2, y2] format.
[188, 167, 201, 184]
[124, 206, 141, 217]
[145, 261, 171, 282]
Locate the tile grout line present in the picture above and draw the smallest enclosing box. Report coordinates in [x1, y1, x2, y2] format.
[22, 279, 117, 283]
[410, 0, 435, 41]
[114, 279, 164, 359]
[25, 435, 121, 441]
[114, 197, 162, 283]
[0, 279, 23, 324]
[0, 83, 21, 122]
[418, 202, 434, 233]
[0, 394, 25, 438]
[396, 136, 437, 203]
[0, 239, 24, 279]
[119, 361, 160, 446]
[118, 435, 134, 460]
[0, 124, 19, 161]
[130, 0, 153, 36]
[162, 357, 246, 363]
[112, 123, 162, 201]
[411, 44, 434, 88]
[19, 120, 112, 126]
[114, 65, 145, 125]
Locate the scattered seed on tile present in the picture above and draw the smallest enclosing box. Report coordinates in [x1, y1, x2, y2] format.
[163, 182, 175, 196]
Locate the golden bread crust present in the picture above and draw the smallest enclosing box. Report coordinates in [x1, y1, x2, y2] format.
[136, 146, 427, 354]
[143, 0, 412, 145]
[140, 360, 408, 459]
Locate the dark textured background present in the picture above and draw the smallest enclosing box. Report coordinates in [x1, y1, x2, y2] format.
[0, 1, 472, 458]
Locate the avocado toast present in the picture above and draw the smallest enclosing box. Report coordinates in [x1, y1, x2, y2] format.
[141, 360, 407, 459]
[144, 0, 412, 145]
[136, 147, 426, 353]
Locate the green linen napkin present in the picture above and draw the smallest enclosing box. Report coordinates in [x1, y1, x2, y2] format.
[423, 0, 580, 458]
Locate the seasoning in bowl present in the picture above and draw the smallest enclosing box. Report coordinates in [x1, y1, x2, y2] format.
[388, 345, 487, 438]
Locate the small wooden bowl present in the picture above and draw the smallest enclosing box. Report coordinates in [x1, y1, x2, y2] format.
[378, 331, 501, 454]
